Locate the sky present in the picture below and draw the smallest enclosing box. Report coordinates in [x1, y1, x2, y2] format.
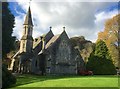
[8, 0, 119, 42]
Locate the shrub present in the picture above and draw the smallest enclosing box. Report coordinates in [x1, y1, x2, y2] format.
[78, 70, 93, 75]
[86, 55, 117, 75]
[2, 64, 16, 88]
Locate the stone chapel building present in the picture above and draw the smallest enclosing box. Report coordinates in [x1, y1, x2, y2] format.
[9, 6, 85, 75]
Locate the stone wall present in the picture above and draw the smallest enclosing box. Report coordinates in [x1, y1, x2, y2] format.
[45, 31, 85, 75]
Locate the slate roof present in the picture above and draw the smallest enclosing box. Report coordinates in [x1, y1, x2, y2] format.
[37, 34, 60, 55]
[34, 30, 67, 55]
[11, 51, 20, 59]
[45, 34, 60, 49]
[33, 37, 41, 49]
[45, 30, 69, 50]
[33, 30, 54, 49]
[24, 6, 33, 26]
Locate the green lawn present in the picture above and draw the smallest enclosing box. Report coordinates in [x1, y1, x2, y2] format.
[10, 74, 119, 88]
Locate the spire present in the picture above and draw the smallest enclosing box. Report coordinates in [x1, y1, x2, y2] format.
[24, 6, 33, 26]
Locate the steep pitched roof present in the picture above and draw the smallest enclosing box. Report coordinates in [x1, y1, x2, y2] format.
[38, 29, 70, 55]
[24, 6, 33, 26]
[11, 51, 20, 59]
[45, 34, 60, 49]
[33, 30, 54, 49]
[45, 30, 69, 49]
[33, 37, 41, 49]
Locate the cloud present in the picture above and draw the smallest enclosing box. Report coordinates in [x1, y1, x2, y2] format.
[10, 1, 118, 42]
[94, 9, 118, 33]
[12, 13, 26, 39]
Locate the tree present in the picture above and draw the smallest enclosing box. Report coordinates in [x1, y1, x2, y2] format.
[95, 40, 110, 59]
[2, 2, 16, 59]
[2, 2, 16, 88]
[70, 36, 95, 63]
[2, 64, 16, 88]
[86, 40, 116, 75]
[97, 14, 120, 67]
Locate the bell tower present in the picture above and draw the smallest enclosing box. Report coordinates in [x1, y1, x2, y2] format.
[20, 6, 33, 53]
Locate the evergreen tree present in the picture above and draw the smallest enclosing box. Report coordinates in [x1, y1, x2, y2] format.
[86, 40, 116, 75]
[2, 2, 16, 59]
[2, 2, 16, 88]
[95, 40, 111, 59]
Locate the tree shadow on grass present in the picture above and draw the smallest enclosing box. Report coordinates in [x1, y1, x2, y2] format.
[9, 74, 49, 88]
[9, 74, 83, 88]
[9, 74, 118, 88]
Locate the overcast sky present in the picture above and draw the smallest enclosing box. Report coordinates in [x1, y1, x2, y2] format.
[8, 0, 118, 42]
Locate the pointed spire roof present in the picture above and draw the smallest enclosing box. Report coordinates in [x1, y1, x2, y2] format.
[24, 6, 33, 26]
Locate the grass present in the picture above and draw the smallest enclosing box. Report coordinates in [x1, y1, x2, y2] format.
[9, 74, 119, 88]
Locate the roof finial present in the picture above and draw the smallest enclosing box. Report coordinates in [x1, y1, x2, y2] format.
[29, 0, 32, 7]
[50, 26, 52, 30]
[63, 26, 65, 31]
